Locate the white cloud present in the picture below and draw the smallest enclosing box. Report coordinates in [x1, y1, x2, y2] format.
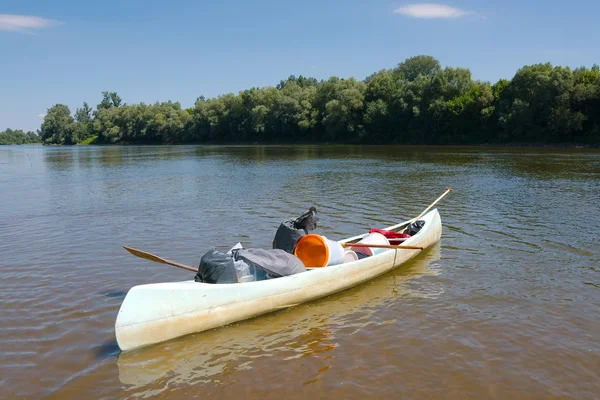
[394, 3, 472, 19]
[0, 14, 62, 34]
[38, 114, 46, 118]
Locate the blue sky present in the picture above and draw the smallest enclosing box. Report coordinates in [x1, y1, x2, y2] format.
[1, 0, 599, 132]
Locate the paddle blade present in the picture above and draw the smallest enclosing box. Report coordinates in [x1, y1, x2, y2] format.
[123, 246, 198, 272]
[123, 246, 167, 265]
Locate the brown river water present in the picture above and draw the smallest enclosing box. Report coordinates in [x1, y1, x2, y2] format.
[1, 145, 599, 399]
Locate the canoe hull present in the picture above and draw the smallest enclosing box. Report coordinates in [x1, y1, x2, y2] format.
[115, 209, 442, 351]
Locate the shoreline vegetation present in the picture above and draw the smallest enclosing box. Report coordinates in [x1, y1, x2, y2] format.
[0, 129, 40, 145]
[13, 56, 600, 147]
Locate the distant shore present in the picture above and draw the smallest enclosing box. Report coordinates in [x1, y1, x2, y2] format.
[55, 141, 600, 149]
[35, 56, 599, 148]
[3, 140, 598, 149]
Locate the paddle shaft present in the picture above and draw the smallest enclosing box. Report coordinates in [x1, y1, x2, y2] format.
[342, 243, 425, 250]
[123, 246, 197, 272]
[400, 188, 453, 232]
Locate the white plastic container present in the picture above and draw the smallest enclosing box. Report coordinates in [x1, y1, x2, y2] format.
[233, 259, 256, 282]
[350, 232, 390, 257]
[294, 234, 345, 267]
[326, 237, 345, 266]
[343, 249, 359, 263]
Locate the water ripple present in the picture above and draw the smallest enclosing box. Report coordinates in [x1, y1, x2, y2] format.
[1, 145, 599, 399]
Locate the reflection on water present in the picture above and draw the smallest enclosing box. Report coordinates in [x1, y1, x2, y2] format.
[117, 244, 442, 394]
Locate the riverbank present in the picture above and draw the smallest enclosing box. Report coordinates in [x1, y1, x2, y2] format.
[39, 140, 599, 149]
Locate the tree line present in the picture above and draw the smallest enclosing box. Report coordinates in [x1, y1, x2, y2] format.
[0, 129, 40, 145]
[39, 56, 600, 146]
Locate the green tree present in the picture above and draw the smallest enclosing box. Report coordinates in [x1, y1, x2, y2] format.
[73, 102, 94, 141]
[0, 129, 40, 145]
[394, 55, 441, 81]
[97, 91, 123, 110]
[40, 104, 75, 144]
[75, 102, 93, 123]
[27, 131, 40, 143]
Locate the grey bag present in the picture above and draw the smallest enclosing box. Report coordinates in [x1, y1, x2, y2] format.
[273, 207, 319, 254]
[194, 249, 239, 284]
[234, 248, 306, 278]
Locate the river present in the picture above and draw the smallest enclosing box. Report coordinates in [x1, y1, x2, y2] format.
[1, 144, 598, 399]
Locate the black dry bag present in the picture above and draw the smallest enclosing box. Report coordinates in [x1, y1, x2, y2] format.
[195, 249, 238, 284]
[272, 207, 319, 254]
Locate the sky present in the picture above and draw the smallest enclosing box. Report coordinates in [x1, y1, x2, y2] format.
[1, 0, 599, 132]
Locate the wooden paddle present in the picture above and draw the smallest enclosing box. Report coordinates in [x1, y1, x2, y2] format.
[123, 246, 197, 273]
[341, 243, 425, 250]
[400, 188, 453, 233]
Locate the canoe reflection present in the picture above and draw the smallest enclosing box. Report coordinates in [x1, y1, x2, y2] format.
[117, 242, 442, 392]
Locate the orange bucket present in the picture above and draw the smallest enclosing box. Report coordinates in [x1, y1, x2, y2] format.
[294, 234, 344, 268]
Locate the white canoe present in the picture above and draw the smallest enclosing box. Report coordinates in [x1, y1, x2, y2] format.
[115, 208, 442, 351]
